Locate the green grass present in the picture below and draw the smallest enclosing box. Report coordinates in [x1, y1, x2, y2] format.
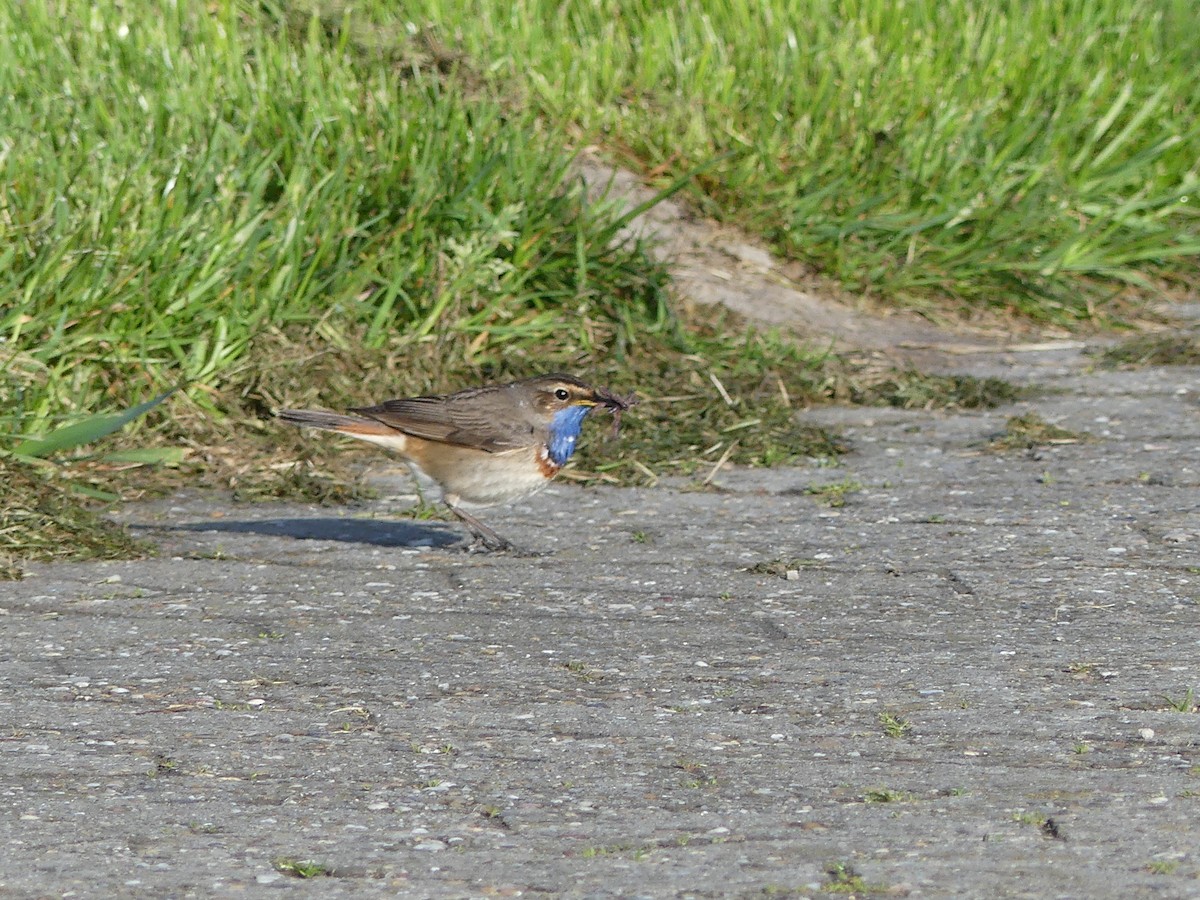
[272, 858, 332, 879]
[878, 711, 913, 739]
[1094, 333, 1200, 367]
[0, 0, 668, 441]
[987, 412, 1089, 451]
[1161, 687, 1197, 713]
[0, 456, 152, 579]
[804, 477, 863, 508]
[861, 787, 913, 804]
[2, 0, 1189, 565]
[393, 0, 1200, 321]
[1145, 860, 1180, 876]
[823, 861, 890, 894]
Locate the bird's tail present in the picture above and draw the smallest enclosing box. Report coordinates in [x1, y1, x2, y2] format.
[277, 409, 396, 437]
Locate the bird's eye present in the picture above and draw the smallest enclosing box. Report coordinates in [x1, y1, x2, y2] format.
[554, 388, 570, 401]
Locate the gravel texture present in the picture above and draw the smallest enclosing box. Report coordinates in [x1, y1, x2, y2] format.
[2, 345, 1198, 898]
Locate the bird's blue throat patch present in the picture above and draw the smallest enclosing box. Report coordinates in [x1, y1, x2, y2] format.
[546, 405, 594, 466]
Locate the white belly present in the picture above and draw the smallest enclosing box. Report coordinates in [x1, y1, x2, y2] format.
[408, 445, 553, 510]
[329, 430, 554, 510]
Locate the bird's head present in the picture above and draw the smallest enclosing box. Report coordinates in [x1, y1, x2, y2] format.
[525, 374, 635, 417]
[523, 374, 637, 466]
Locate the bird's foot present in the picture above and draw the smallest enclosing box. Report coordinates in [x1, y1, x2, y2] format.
[448, 503, 547, 556]
[464, 535, 547, 557]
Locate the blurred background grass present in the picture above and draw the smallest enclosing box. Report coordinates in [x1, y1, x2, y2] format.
[1, 0, 1196, 569]
[397, 0, 1200, 319]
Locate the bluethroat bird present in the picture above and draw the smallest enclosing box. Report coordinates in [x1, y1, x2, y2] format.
[278, 374, 635, 552]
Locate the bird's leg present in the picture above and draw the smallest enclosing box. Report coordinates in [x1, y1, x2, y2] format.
[445, 502, 514, 553]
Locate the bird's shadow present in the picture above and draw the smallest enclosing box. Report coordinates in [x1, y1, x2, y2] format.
[159, 517, 461, 549]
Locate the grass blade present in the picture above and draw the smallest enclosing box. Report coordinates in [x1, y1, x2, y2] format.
[12, 389, 179, 459]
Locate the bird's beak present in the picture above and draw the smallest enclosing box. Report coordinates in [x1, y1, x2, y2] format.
[591, 386, 637, 412]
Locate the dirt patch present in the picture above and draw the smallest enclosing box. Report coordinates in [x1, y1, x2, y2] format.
[577, 153, 1103, 365]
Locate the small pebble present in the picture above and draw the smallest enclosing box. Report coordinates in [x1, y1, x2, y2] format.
[1138, 728, 1155, 741]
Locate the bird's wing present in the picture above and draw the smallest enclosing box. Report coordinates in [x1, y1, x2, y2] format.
[350, 387, 534, 453]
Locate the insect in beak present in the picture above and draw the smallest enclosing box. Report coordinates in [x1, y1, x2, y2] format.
[591, 386, 639, 437]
